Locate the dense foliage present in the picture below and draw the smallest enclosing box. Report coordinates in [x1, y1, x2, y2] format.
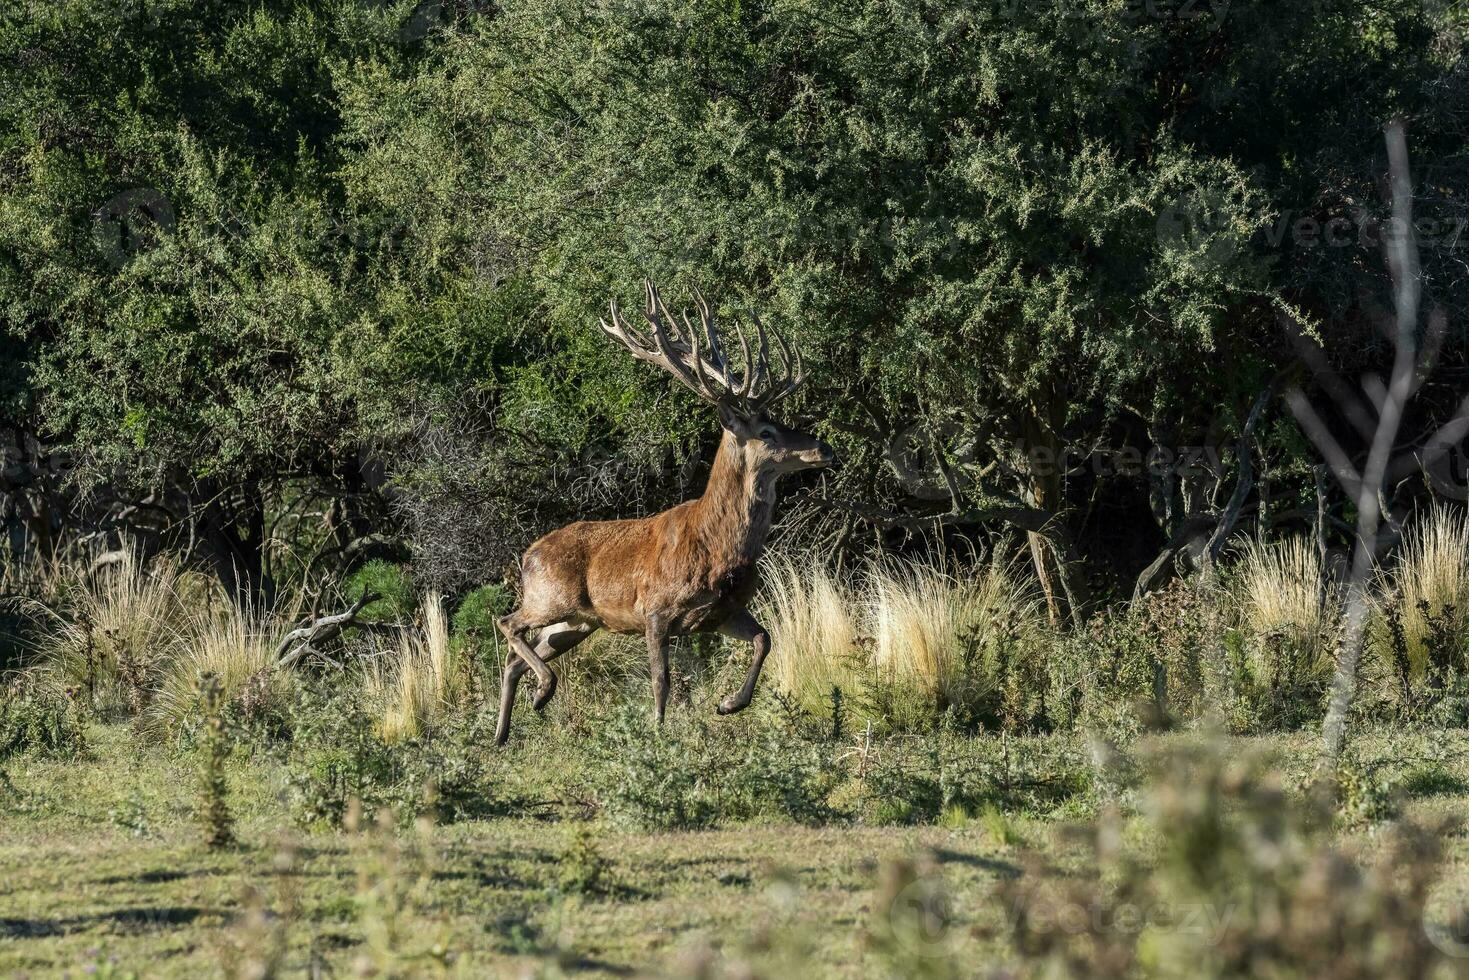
[1, 0, 1465, 609]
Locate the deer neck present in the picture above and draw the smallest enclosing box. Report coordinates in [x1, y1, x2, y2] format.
[693, 429, 777, 570]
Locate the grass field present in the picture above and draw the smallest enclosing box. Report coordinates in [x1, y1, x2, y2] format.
[6, 526, 1469, 976]
[6, 721, 1469, 978]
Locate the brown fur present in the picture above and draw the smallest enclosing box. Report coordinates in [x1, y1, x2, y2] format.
[494, 419, 832, 744]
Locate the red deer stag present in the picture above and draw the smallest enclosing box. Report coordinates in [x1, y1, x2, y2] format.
[494, 281, 834, 745]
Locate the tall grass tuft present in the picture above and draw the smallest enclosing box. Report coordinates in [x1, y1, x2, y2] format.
[151, 603, 290, 732]
[1376, 504, 1469, 676]
[869, 558, 1041, 719]
[869, 561, 976, 702]
[761, 554, 1041, 726]
[40, 552, 190, 716]
[760, 556, 861, 712]
[1233, 536, 1337, 678]
[368, 593, 462, 743]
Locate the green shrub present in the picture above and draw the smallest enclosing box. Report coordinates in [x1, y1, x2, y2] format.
[283, 683, 502, 828]
[557, 823, 613, 896]
[991, 739, 1457, 979]
[343, 561, 416, 624]
[1225, 628, 1331, 732]
[587, 701, 840, 830]
[1048, 580, 1333, 736]
[452, 584, 514, 670]
[1047, 593, 1190, 733]
[1375, 597, 1469, 724]
[1334, 747, 1401, 828]
[862, 726, 1091, 825]
[195, 673, 235, 849]
[0, 673, 86, 760]
[453, 584, 514, 638]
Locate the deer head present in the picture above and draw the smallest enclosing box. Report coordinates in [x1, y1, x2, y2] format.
[600, 281, 835, 474]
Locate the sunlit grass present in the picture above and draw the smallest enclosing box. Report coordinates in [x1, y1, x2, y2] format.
[1233, 536, 1338, 677]
[367, 593, 462, 743]
[150, 602, 291, 732]
[760, 556, 862, 712]
[761, 554, 1041, 722]
[39, 552, 194, 717]
[1373, 504, 1469, 676]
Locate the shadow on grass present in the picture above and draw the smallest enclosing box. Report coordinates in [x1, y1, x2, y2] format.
[94, 868, 197, 885]
[930, 846, 1022, 877]
[491, 910, 638, 974]
[1, 906, 207, 938]
[1402, 767, 1469, 798]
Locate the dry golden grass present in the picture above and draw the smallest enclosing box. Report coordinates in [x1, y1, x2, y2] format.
[1233, 536, 1338, 677]
[367, 593, 463, 743]
[869, 560, 972, 700]
[1372, 504, 1469, 676]
[759, 556, 861, 711]
[39, 552, 194, 715]
[759, 554, 1041, 718]
[150, 603, 291, 732]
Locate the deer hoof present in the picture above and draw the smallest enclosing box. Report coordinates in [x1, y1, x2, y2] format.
[717, 695, 747, 716]
[532, 677, 557, 711]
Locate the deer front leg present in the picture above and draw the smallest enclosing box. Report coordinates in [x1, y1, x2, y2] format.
[646, 615, 671, 724]
[715, 609, 770, 716]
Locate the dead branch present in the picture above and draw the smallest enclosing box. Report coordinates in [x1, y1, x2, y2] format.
[276, 590, 379, 670]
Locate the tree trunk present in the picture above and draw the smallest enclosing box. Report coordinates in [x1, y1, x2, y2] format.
[198, 479, 277, 610]
[1021, 389, 1088, 628]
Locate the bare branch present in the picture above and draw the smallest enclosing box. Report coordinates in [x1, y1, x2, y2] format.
[276, 590, 379, 670]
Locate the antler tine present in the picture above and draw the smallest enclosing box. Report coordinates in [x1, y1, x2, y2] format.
[679, 307, 730, 406]
[601, 299, 654, 361]
[689, 287, 728, 375]
[753, 318, 805, 410]
[605, 281, 797, 412]
[730, 319, 755, 400]
[673, 299, 722, 379]
[687, 287, 760, 407]
[665, 289, 721, 402]
[602, 290, 706, 399]
[749, 312, 771, 397]
[650, 282, 722, 402]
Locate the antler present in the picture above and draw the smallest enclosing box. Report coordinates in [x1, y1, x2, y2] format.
[599, 280, 804, 415]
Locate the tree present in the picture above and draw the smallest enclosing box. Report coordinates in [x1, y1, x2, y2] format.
[334, 0, 1282, 616]
[0, 1, 403, 601]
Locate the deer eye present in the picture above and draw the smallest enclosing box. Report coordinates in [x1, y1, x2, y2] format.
[757, 424, 778, 441]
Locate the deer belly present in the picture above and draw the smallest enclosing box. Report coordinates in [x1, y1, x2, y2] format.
[669, 569, 758, 634]
[668, 596, 735, 634]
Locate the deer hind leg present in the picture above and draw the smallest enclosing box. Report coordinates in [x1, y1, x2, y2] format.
[495, 657, 531, 746]
[715, 609, 771, 716]
[494, 619, 599, 745]
[497, 612, 559, 708]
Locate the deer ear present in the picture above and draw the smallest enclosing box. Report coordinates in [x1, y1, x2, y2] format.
[716, 402, 748, 433]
